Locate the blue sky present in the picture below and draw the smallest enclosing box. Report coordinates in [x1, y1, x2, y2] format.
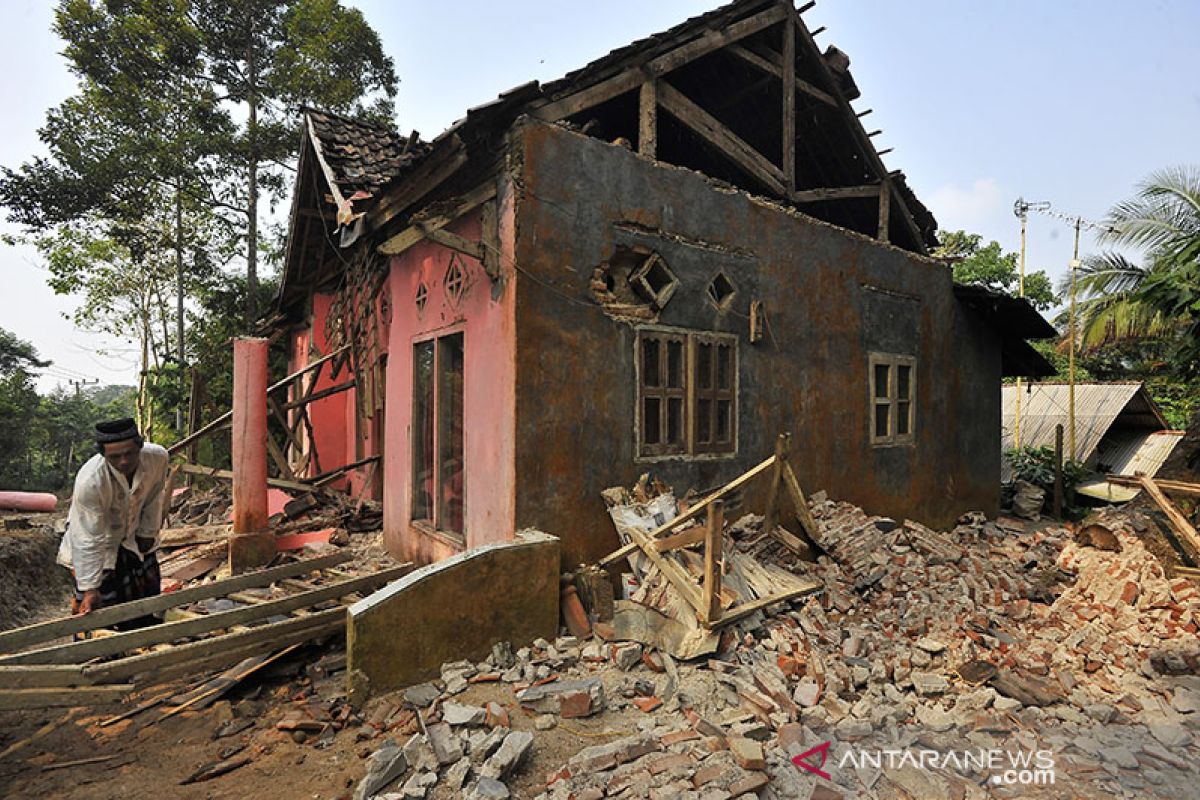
[2, 0, 1197, 390]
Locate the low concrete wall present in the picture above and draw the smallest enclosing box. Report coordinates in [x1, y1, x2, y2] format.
[346, 530, 559, 699]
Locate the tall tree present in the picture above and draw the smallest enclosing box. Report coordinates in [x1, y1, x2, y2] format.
[934, 230, 1059, 311]
[1066, 166, 1200, 373]
[193, 0, 397, 326]
[0, 329, 48, 488]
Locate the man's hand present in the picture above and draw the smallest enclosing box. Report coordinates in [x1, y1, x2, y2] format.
[77, 589, 102, 614]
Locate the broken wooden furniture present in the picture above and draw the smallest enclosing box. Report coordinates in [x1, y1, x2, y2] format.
[0, 552, 412, 710]
[600, 434, 822, 629]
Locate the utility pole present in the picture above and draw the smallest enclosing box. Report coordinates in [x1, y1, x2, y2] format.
[1016, 201, 1114, 462]
[68, 377, 99, 398]
[1011, 198, 1048, 448]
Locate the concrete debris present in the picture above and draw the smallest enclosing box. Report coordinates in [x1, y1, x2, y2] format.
[480, 730, 534, 780]
[353, 739, 408, 800]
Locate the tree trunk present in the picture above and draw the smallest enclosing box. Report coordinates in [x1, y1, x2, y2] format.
[176, 185, 185, 432]
[246, 43, 259, 331]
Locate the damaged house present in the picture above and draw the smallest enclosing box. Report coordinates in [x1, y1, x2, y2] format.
[272, 0, 1054, 569]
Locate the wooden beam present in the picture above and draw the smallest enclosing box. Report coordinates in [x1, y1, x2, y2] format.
[421, 225, 484, 260]
[782, 462, 821, 542]
[481, 198, 500, 280]
[84, 608, 345, 684]
[726, 43, 781, 78]
[657, 80, 788, 196]
[279, 379, 356, 412]
[653, 525, 707, 553]
[1106, 475, 1200, 498]
[761, 434, 790, 538]
[625, 527, 707, 618]
[168, 346, 350, 455]
[701, 500, 725, 625]
[377, 182, 497, 256]
[160, 524, 231, 548]
[266, 433, 297, 482]
[533, 4, 789, 122]
[782, 16, 796, 193]
[0, 552, 351, 654]
[1, 565, 413, 667]
[600, 455, 777, 567]
[877, 179, 891, 242]
[0, 664, 93, 689]
[177, 462, 313, 493]
[366, 137, 468, 231]
[639, 80, 658, 158]
[0, 685, 133, 711]
[790, 185, 881, 203]
[711, 581, 822, 629]
[1139, 476, 1200, 556]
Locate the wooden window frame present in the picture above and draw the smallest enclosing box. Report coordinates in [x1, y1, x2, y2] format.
[411, 328, 466, 542]
[869, 352, 916, 447]
[636, 327, 738, 460]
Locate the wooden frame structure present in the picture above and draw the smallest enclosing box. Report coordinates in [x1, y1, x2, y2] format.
[601, 433, 822, 628]
[0, 553, 412, 710]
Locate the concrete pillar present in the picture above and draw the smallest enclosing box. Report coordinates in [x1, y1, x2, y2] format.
[232, 337, 269, 533]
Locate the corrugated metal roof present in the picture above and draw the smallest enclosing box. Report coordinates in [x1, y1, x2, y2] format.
[1096, 430, 1185, 477]
[1001, 382, 1144, 463]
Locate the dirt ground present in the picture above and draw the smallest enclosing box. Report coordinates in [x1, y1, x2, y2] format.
[0, 512, 73, 632]
[0, 653, 646, 800]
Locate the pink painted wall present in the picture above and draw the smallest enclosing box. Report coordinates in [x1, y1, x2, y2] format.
[382, 190, 517, 564]
[307, 293, 351, 489]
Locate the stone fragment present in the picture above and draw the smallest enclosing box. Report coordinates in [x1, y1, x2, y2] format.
[909, 671, 949, 696]
[353, 739, 408, 800]
[443, 702, 488, 727]
[728, 737, 766, 770]
[1100, 746, 1139, 770]
[471, 727, 510, 764]
[915, 637, 947, 654]
[793, 680, 820, 707]
[728, 771, 770, 796]
[516, 677, 605, 718]
[403, 683, 440, 709]
[485, 702, 510, 728]
[915, 704, 956, 732]
[426, 722, 464, 765]
[534, 714, 557, 731]
[612, 642, 644, 671]
[402, 733, 438, 773]
[1146, 719, 1192, 748]
[1171, 687, 1200, 714]
[480, 730, 534, 780]
[467, 777, 510, 800]
[445, 757, 472, 792]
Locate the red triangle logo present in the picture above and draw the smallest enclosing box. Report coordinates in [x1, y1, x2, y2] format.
[791, 740, 832, 780]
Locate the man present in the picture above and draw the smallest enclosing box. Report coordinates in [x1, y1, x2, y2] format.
[57, 418, 169, 623]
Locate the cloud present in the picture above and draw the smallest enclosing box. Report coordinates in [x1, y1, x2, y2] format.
[927, 178, 1004, 231]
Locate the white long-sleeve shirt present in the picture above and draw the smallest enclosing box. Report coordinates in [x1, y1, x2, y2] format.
[57, 443, 170, 591]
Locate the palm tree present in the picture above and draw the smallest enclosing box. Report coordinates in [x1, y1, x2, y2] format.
[1060, 166, 1200, 367]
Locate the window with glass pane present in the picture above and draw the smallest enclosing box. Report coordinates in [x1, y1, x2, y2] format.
[411, 332, 466, 539]
[869, 353, 915, 446]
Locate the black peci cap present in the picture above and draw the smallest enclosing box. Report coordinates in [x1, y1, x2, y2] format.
[95, 417, 141, 445]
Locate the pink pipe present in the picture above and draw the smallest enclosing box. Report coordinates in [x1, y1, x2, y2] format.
[0, 491, 57, 513]
[232, 337, 269, 533]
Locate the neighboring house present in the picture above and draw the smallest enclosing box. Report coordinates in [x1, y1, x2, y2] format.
[271, 0, 1054, 568]
[1001, 382, 1183, 501]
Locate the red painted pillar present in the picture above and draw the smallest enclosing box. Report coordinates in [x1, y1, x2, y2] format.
[232, 337, 269, 533]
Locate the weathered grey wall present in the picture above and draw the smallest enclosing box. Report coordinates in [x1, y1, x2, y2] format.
[509, 120, 1001, 568]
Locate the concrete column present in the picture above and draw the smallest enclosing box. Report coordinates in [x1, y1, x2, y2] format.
[232, 337, 269, 533]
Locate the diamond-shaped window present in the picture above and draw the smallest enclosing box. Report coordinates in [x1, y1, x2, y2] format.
[707, 272, 736, 309]
[415, 282, 428, 314]
[629, 252, 678, 309]
[445, 256, 466, 304]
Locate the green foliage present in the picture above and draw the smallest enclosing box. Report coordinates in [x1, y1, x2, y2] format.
[1006, 446, 1088, 496]
[936, 230, 1060, 311]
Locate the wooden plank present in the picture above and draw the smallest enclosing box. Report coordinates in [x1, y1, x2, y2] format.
[639, 80, 657, 158]
[176, 462, 313, 493]
[600, 455, 778, 567]
[168, 346, 350, 455]
[161, 644, 303, 718]
[781, 17, 796, 193]
[0, 685, 133, 711]
[710, 580, 822, 629]
[654, 525, 707, 553]
[625, 527, 707, 617]
[782, 462, 821, 541]
[311, 454, 381, 487]
[701, 501, 725, 625]
[657, 81, 787, 196]
[41, 754, 122, 771]
[0, 564, 412, 666]
[420, 225, 484, 260]
[1139, 476, 1200, 556]
[279, 379, 356, 412]
[160, 524, 231, 548]
[378, 182, 497, 257]
[533, 4, 788, 122]
[877, 179, 891, 241]
[0, 664, 93, 688]
[0, 552, 352, 654]
[481, 198, 500, 280]
[366, 137, 468, 231]
[266, 433, 297, 482]
[790, 185, 881, 203]
[83, 609, 345, 684]
[1106, 475, 1200, 497]
[761, 434, 789, 539]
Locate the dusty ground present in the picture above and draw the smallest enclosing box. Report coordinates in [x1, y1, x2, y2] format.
[0, 511, 73, 631]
